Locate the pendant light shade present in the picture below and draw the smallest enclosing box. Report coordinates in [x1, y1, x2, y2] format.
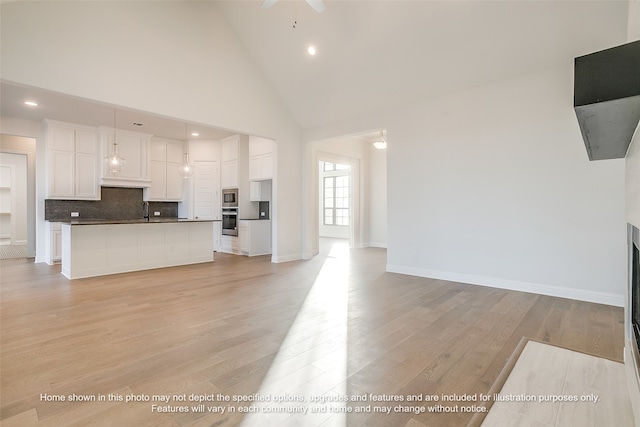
[179, 153, 194, 178]
[105, 109, 126, 173]
[373, 130, 387, 150]
[179, 123, 194, 178]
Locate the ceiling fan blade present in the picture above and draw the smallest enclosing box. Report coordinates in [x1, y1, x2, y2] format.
[306, 0, 325, 12]
[261, 0, 278, 9]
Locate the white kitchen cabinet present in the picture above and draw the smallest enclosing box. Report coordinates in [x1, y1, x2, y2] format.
[221, 160, 238, 189]
[222, 136, 239, 162]
[239, 220, 249, 254]
[46, 120, 100, 200]
[238, 219, 271, 256]
[100, 127, 152, 188]
[147, 138, 184, 201]
[221, 135, 239, 189]
[250, 180, 271, 202]
[44, 221, 62, 264]
[249, 136, 274, 181]
[61, 221, 214, 279]
[221, 235, 239, 254]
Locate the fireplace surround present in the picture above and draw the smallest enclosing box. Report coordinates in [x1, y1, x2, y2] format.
[626, 224, 640, 420]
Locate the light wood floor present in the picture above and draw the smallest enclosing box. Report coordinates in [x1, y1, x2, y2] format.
[481, 340, 634, 427]
[0, 239, 625, 426]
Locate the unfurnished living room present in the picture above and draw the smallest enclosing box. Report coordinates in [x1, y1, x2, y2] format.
[1, 1, 639, 426]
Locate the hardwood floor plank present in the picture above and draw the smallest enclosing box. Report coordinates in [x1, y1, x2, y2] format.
[0, 242, 625, 426]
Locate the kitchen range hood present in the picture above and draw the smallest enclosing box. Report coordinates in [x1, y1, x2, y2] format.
[574, 40, 640, 161]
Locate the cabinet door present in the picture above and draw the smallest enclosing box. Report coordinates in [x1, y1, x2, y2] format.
[150, 139, 167, 162]
[166, 141, 183, 164]
[75, 130, 98, 154]
[49, 125, 75, 151]
[239, 221, 249, 254]
[115, 134, 143, 179]
[49, 151, 75, 197]
[249, 137, 273, 157]
[221, 160, 238, 189]
[222, 137, 239, 162]
[149, 161, 166, 200]
[250, 155, 273, 181]
[165, 162, 184, 200]
[52, 230, 63, 262]
[250, 181, 261, 201]
[75, 152, 99, 199]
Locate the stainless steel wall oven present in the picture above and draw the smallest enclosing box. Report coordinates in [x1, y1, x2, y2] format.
[222, 208, 238, 236]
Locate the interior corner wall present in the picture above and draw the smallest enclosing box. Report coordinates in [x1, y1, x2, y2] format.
[386, 62, 626, 306]
[627, 125, 640, 229]
[369, 144, 387, 248]
[0, 2, 303, 262]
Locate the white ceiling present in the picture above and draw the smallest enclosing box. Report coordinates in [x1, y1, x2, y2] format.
[216, 0, 628, 129]
[0, 82, 236, 141]
[0, 1, 629, 139]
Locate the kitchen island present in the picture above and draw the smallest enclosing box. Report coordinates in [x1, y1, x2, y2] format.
[60, 218, 214, 279]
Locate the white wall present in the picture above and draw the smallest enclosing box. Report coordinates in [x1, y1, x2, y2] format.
[304, 61, 626, 306]
[385, 62, 625, 305]
[0, 1, 303, 262]
[369, 145, 387, 248]
[629, 0, 640, 42]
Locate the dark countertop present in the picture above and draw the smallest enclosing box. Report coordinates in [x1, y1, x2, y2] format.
[238, 218, 271, 221]
[52, 218, 218, 225]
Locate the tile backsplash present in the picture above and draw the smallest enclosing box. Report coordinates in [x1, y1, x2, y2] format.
[45, 187, 178, 220]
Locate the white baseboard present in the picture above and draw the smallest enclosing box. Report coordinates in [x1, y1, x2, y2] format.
[386, 264, 624, 307]
[272, 253, 302, 263]
[368, 242, 387, 248]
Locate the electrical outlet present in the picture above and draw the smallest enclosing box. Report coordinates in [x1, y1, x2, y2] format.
[154, 212, 160, 216]
[71, 212, 79, 217]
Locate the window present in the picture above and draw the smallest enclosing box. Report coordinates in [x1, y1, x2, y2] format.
[321, 162, 350, 226]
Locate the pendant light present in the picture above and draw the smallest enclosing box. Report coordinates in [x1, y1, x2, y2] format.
[373, 130, 387, 150]
[105, 109, 126, 173]
[178, 122, 194, 179]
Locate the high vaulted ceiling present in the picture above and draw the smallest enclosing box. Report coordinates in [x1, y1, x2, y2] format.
[216, 0, 629, 129]
[0, 1, 630, 138]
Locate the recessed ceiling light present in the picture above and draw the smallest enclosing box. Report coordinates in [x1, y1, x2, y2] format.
[23, 101, 38, 107]
[191, 132, 199, 137]
[307, 46, 316, 56]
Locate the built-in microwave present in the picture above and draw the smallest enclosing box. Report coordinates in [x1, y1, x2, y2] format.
[222, 188, 238, 208]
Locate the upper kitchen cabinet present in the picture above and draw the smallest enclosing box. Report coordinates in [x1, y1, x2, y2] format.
[100, 127, 152, 188]
[221, 135, 239, 189]
[46, 120, 100, 200]
[147, 138, 184, 201]
[249, 136, 274, 181]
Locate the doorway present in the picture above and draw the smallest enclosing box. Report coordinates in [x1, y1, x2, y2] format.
[318, 160, 352, 241]
[0, 135, 36, 259]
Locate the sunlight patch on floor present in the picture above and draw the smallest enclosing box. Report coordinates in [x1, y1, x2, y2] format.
[240, 240, 351, 426]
